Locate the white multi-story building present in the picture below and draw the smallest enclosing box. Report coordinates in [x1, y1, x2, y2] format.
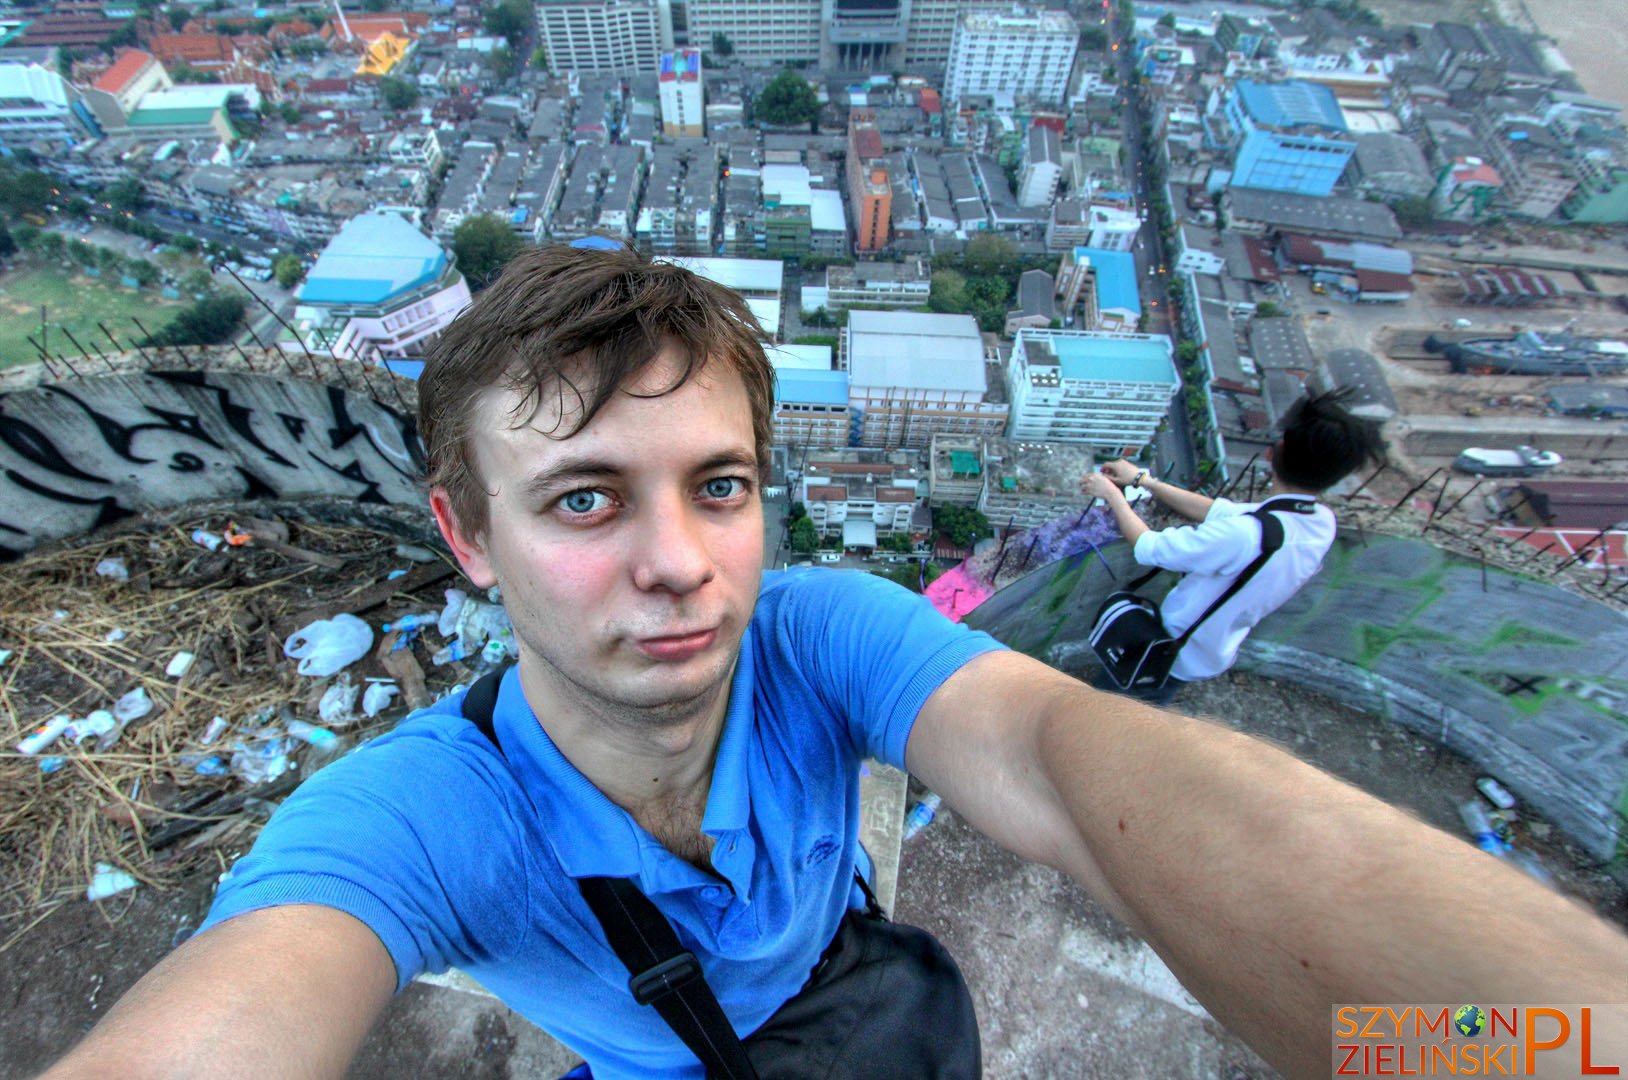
[768, 344, 852, 447]
[902, 0, 966, 73]
[1006, 328, 1179, 453]
[538, 0, 663, 73]
[824, 260, 931, 310]
[385, 130, 444, 174]
[682, 0, 822, 67]
[1080, 203, 1139, 251]
[800, 448, 923, 545]
[943, 7, 1078, 107]
[845, 310, 1009, 449]
[0, 63, 88, 145]
[294, 211, 471, 363]
[1017, 124, 1062, 208]
[658, 48, 704, 136]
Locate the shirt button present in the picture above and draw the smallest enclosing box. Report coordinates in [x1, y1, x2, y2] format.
[703, 885, 728, 902]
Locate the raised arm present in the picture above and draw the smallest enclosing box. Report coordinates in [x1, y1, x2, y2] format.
[906, 650, 1628, 1078]
[1096, 459, 1216, 522]
[40, 904, 396, 1080]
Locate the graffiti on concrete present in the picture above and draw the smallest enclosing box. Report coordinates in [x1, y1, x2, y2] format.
[966, 529, 1628, 870]
[0, 371, 423, 559]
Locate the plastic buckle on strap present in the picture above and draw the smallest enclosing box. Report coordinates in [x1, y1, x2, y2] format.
[628, 951, 703, 1005]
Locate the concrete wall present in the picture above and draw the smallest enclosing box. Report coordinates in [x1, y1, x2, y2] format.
[965, 530, 1628, 870]
[0, 370, 423, 559]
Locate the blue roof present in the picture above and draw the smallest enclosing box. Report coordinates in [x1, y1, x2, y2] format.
[570, 235, 622, 250]
[301, 212, 449, 306]
[1075, 247, 1140, 313]
[1235, 79, 1347, 133]
[1048, 335, 1178, 386]
[774, 368, 849, 407]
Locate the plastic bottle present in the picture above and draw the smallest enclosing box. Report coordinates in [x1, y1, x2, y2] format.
[903, 792, 942, 841]
[286, 719, 338, 750]
[1458, 799, 1510, 856]
[432, 638, 469, 666]
[382, 613, 438, 634]
[190, 529, 224, 552]
[1476, 777, 1516, 811]
[17, 715, 72, 755]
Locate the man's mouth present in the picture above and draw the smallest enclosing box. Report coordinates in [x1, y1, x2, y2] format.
[632, 628, 719, 662]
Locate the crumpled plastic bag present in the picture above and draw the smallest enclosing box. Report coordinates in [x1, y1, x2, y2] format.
[318, 677, 360, 725]
[362, 681, 399, 717]
[283, 614, 373, 677]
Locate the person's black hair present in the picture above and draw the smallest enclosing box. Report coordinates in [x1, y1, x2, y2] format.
[1273, 387, 1386, 492]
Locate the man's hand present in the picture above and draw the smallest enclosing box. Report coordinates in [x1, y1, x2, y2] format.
[1079, 472, 1125, 503]
[1098, 459, 1142, 486]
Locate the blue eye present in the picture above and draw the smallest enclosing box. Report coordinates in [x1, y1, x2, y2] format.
[559, 490, 610, 514]
[703, 477, 746, 499]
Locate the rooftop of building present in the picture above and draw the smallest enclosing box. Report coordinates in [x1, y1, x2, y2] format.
[847, 310, 985, 392]
[1016, 329, 1177, 386]
[958, 7, 1078, 35]
[301, 210, 451, 307]
[1248, 317, 1317, 372]
[658, 256, 784, 295]
[766, 343, 833, 371]
[773, 368, 849, 407]
[93, 48, 154, 94]
[1233, 78, 1347, 133]
[1073, 246, 1140, 313]
[1226, 186, 1402, 240]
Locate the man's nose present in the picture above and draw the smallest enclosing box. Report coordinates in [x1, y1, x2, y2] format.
[630, 498, 716, 595]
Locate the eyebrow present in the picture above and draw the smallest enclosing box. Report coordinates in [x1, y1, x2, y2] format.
[519, 448, 758, 502]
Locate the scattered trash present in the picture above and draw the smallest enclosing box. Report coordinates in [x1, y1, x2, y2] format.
[438, 589, 469, 638]
[67, 710, 117, 745]
[85, 864, 138, 902]
[165, 651, 196, 679]
[432, 639, 470, 666]
[284, 614, 374, 677]
[362, 681, 399, 717]
[903, 792, 942, 841]
[452, 598, 513, 657]
[52, 609, 69, 620]
[200, 716, 229, 745]
[230, 737, 291, 786]
[395, 544, 437, 563]
[318, 678, 359, 725]
[185, 755, 229, 777]
[222, 522, 253, 547]
[16, 715, 72, 755]
[1476, 776, 1517, 811]
[386, 569, 408, 580]
[477, 638, 510, 673]
[1458, 799, 1510, 856]
[0, 648, 10, 667]
[190, 529, 224, 552]
[382, 613, 438, 635]
[112, 687, 153, 724]
[104, 628, 127, 643]
[39, 756, 67, 774]
[286, 719, 338, 750]
[94, 558, 129, 582]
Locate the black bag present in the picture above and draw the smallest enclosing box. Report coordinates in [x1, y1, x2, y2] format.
[462, 670, 981, 1080]
[1089, 501, 1305, 692]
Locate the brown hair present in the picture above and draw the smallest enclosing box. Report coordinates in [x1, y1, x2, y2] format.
[419, 243, 775, 538]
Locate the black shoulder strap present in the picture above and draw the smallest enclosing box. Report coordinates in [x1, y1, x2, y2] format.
[459, 667, 760, 1080]
[1169, 504, 1290, 649]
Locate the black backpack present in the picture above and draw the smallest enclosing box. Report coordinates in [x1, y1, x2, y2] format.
[1089, 500, 1311, 692]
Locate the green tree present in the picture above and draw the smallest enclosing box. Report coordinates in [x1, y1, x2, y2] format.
[279, 101, 303, 124]
[884, 532, 914, 554]
[0, 164, 53, 219]
[484, 45, 518, 82]
[927, 269, 970, 313]
[962, 232, 1017, 278]
[871, 561, 942, 593]
[453, 213, 524, 289]
[482, 0, 531, 41]
[26, 228, 63, 261]
[149, 294, 247, 346]
[710, 31, 734, 61]
[1253, 300, 1285, 318]
[0, 225, 12, 259]
[1156, 12, 1176, 28]
[932, 505, 990, 549]
[273, 253, 306, 289]
[790, 516, 819, 554]
[530, 44, 549, 69]
[106, 177, 146, 214]
[1079, 25, 1108, 50]
[171, 233, 201, 253]
[378, 76, 420, 111]
[1174, 339, 1200, 365]
[788, 501, 807, 522]
[167, 6, 190, 29]
[127, 258, 160, 287]
[363, 0, 389, 10]
[1393, 196, 1434, 228]
[754, 69, 818, 128]
[181, 267, 216, 296]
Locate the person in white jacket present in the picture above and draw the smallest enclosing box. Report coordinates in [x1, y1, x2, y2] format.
[1081, 388, 1383, 703]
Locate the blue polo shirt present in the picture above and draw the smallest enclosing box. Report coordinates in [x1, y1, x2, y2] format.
[200, 568, 1004, 1079]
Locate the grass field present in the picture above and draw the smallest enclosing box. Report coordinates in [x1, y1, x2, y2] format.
[0, 263, 185, 370]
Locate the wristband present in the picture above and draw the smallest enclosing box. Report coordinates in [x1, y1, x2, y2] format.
[1131, 470, 1148, 488]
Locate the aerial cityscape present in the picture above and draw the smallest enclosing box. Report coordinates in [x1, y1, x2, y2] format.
[1, 0, 1627, 1072]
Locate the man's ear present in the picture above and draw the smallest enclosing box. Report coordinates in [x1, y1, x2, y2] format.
[429, 487, 498, 590]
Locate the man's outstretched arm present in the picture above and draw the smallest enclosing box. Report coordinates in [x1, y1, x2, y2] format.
[40, 904, 396, 1080]
[906, 650, 1628, 1078]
